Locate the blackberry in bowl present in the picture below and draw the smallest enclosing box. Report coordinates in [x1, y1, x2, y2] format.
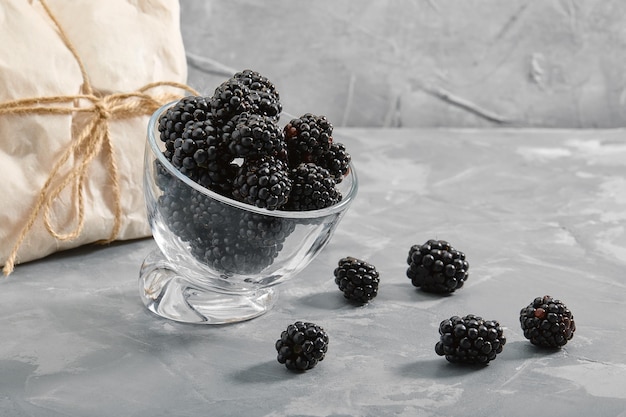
[139, 101, 358, 324]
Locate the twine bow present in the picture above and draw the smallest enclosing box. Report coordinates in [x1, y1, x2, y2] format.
[1, 0, 198, 275]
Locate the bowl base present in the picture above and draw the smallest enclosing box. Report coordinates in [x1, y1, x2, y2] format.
[139, 249, 277, 324]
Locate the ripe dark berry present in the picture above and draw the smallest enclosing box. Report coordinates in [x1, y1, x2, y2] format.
[285, 163, 341, 211]
[334, 257, 380, 303]
[233, 69, 280, 98]
[318, 142, 351, 184]
[223, 113, 286, 159]
[435, 314, 506, 364]
[170, 119, 223, 180]
[284, 113, 333, 168]
[232, 69, 282, 119]
[406, 239, 469, 293]
[520, 295, 576, 348]
[231, 157, 292, 210]
[210, 78, 251, 124]
[158, 96, 211, 159]
[237, 211, 295, 248]
[276, 321, 329, 371]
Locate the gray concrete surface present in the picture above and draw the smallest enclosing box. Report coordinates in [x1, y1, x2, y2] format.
[2, 128, 625, 416]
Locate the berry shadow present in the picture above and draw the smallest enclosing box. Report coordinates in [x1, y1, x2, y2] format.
[295, 290, 358, 311]
[499, 340, 565, 361]
[230, 360, 304, 384]
[396, 357, 489, 379]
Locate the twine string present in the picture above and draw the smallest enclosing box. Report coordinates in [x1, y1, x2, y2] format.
[1, 0, 198, 275]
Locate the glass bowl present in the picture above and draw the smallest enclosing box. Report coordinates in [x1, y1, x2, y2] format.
[139, 103, 358, 324]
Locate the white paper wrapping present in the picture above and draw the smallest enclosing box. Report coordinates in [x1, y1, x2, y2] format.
[0, 0, 188, 272]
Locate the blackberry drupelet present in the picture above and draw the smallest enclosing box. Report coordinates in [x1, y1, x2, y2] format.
[223, 113, 286, 159]
[406, 239, 469, 293]
[285, 163, 341, 211]
[276, 321, 329, 371]
[158, 95, 211, 160]
[519, 295, 576, 348]
[284, 113, 333, 168]
[231, 157, 292, 210]
[435, 314, 506, 364]
[333, 257, 380, 303]
[318, 142, 351, 184]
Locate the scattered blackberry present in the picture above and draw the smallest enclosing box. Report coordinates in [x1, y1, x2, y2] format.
[318, 142, 351, 184]
[520, 295, 576, 348]
[223, 113, 286, 159]
[232, 157, 292, 210]
[210, 78, 251, 124]
[285, 163, 341, 211]
[406, 239, 469, 293]
[435, 314, 506, 364]
[276, 321, 329, 371]
[333, 257, 380, 303]
[284, 113, 333, 168]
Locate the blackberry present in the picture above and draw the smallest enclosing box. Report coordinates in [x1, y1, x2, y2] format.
[276, 321, 329, 371]
[233, 69, 282, 119]
[194, 155, 239, 196]
[406, 239, 469, 293]
[435, 314, 506, 364]
[285, 163, 341, 211]
[223, 113, 286, 159]
[170, 119, 222, 179]
[233, 69, 279, 98]
[193, 231, 279, 275]
[231, 157, 292, 210]
[520, 295, 576, 348]
[333, 257, 380, 303]
[318, 142, 351, 184]
[237, 212, 295, 248]
[284, 113, 333, 168]
[158, 96, 211, 160]
[210, 78, 251, 124]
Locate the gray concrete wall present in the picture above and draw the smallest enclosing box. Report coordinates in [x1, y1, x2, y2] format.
[181, 0, 626, 128]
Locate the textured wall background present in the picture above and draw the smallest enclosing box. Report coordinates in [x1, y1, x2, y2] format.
[180, 0, 626, 128]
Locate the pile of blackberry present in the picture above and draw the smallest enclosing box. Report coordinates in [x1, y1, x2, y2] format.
[435, 314, 506, 364]
[158, 70, 351, 211]
[155, 70, 352, 274]
[406, 239, 469, 293]
[520, 295, 576, 348]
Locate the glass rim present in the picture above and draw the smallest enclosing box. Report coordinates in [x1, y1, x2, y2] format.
[147, 101, 359, 219]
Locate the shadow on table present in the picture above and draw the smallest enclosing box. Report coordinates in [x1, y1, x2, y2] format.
[396, 357, 490, 379]
[296, 290, 357, 311]
[499, 340, 565, 361]
[230, 360, 302, 384]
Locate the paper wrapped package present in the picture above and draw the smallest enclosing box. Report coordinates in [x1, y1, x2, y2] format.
[0, 0, 194, 274]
